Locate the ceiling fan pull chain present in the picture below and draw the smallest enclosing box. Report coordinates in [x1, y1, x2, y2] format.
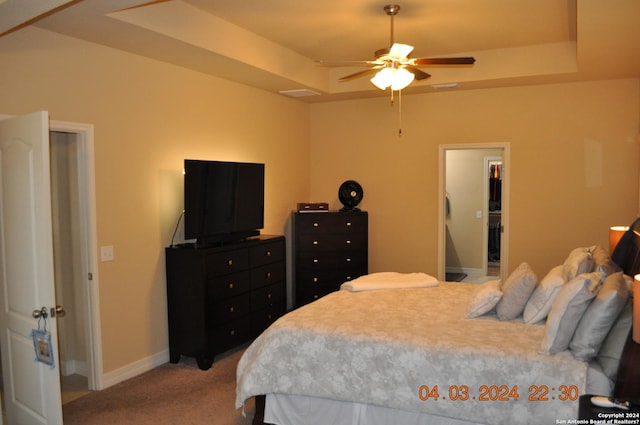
[398, 89, 403, 137]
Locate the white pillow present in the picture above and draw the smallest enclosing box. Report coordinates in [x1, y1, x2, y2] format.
[541, 272, 603, 355]
[570, 272, 629, 360]
[562, 247, 595, 281]
[496, 262, 538, 320]
[523, 265, 566, 324]
[466, 280, 502, 318]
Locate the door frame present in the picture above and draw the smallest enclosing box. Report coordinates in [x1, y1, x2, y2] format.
[438, 143, 511, 282]
[0, 113, 103, 390]
[50, 119, 103, 390]
[484, 156, 502, 276]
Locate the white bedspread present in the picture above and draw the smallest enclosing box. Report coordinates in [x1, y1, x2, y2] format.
[236, 283, 589, 425]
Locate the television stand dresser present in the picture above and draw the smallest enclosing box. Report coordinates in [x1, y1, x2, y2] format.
[165, 235, 286, 370]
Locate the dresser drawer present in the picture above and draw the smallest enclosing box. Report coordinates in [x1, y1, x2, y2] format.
[206, 249, 249, 276]
[296, 251, 367, 270]
[251, 302, 285, 335]
[207, 271, 251, 299]
[296, 287, 336, 306]
[296, 233, 367, 252]
[251, 282, 285, 311]
[249, 239, 284, 267]
[250, 262, 285, 289]
[295, 213, 367, 234]
[211, 295, 251, 323]
[211, 316, 252, 353]
[295, 268, 364, 290]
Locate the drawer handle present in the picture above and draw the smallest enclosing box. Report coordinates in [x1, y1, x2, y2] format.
[313, 295, 319, 299]
[346, 222, 352, 227]
[313, 277, 318, 283]
[346, 276, 352, 280]
[227, 259, 233, 267]
[266, 250, 272, 257]
[313, 222, 319, 227]
[313, 259, 319, 263]
[267, 293, 272, 299]
[266, 272, 272, 279]
[228, 283, 234, 289]
[313, 241, 319, 245]
[229, 306, 235, 313]
[230, 329, 235, 336]
[346, 240, 352, 245]
[346, 258, 352, 262]
[268, 314, 273, 320]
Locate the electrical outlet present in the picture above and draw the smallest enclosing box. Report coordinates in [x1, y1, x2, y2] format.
[100, 245, 114, 262]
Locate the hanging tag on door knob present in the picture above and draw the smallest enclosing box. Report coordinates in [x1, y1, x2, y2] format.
[30, 306, 55, 368]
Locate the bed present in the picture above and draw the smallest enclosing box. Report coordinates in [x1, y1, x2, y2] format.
[236, 222, 639, 425]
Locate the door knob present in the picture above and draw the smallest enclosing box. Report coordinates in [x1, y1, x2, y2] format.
[52, 305, 66, 318]
[32, 306, 66, 319]
[32, 307, 48, 319]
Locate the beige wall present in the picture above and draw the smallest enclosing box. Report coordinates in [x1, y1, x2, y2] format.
[0, 27, 310, 374]
[1, 25, 639, 379]
[310, 79, 640, 278]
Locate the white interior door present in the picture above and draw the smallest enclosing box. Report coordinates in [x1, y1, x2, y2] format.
[0, 111, 64, 424]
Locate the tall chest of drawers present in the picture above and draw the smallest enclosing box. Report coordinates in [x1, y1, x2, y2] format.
[293, 211, 368, 307]
[165, 235, 285, 370]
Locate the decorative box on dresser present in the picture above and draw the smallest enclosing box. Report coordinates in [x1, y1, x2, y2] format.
[165, 235, 286, 370]
[293, 211, 368, 307]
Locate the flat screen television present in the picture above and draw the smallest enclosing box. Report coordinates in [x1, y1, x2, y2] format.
[183, 159, 265, 246]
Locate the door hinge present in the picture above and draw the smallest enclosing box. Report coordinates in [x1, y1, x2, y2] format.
[88, 272, 93, 281]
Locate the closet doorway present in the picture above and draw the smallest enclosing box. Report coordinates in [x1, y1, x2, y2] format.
[437, 143, 510, 283]
[50, 126, 102, 399]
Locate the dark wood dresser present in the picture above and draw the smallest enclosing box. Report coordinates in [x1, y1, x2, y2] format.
[165, 235, 286, 370]
[293, 211, 368, 307]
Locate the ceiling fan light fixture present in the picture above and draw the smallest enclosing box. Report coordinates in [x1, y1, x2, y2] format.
[390, 67, 414, 90]
[370, 66, 414, 91]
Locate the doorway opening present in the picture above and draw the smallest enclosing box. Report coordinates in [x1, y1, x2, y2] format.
[49, 120, 103, 400]
[438, 143, 510, 283]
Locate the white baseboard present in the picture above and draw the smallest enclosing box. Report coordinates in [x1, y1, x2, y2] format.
[101, 349, 169, 389]
[61, 360, 88, 377]
[446, 266, 484, 276]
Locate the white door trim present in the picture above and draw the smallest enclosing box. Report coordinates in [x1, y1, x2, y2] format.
[49, 119, 104, 390]
[438, 143, 510, 283]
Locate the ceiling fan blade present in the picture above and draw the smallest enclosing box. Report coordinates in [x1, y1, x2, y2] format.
[388, 43, 414, 59]
[317, 59, 382, 67]
[405, 66, 431, 80]
[413, 57, 476, 65]
[339, 67, 382, 82]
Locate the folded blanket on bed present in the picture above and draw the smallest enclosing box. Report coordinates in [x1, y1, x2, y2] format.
[340, 272, 439, 292]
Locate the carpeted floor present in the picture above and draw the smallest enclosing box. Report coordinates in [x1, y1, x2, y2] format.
[63, 347, 254, 425]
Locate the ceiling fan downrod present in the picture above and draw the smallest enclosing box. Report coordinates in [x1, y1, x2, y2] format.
[384, 4, 400, 46]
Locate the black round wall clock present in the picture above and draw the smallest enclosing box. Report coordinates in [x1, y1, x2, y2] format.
[338, 180, 364, 211]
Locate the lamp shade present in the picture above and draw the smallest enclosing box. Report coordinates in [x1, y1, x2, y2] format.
[610, 226, 629, 254]
[370, 67, 394, 90]
[370, 66, 415, 91]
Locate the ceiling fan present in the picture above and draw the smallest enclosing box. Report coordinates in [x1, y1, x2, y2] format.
[319, 4, 476, 91]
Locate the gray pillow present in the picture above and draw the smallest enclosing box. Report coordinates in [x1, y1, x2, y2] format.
[541, 272, 603, 355]
[466, 280, 502, 318]
[496, 262, 538, 320]
[562, 247, 595, 281]
[569, 272, 629, 360]
[523, 265, 565, 324]
[596, 298, 633, 381]
[591, 245, 622, 276]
